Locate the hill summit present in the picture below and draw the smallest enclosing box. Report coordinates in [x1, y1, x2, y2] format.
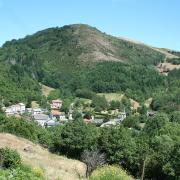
[0, 23, 166, 67]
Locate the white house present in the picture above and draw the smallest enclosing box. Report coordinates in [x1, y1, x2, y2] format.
[33, 114, 50, 127]
[118, 111, 126, 121]
[5, 107, 14, 115]
[59, 112, 66, 121]
[32, 108, 43, 115]
[18, 103, 26, 114]
[5, 103, 25, 115]
[68, 110, 73, 120]
[44, 120, 60, 127]
[26, 108, 32, 114]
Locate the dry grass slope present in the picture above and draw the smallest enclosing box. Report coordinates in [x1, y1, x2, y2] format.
[117, 36, 178, 60]
[0, 133, 86, 180]
[97, 93, 124, 102]
[41, 84, 55, 97]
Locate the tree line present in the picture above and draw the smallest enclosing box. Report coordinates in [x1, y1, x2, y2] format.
[0, 112, 179, 179]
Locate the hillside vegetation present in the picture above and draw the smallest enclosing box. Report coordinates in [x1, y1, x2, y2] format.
[0, 113, 180, 180]
[0, 133, 86, 180]
[0, 24, 167, 104]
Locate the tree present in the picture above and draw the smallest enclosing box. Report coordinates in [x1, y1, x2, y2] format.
[72, 110, 82, 120]
[109, 100, 121, 110]
[145, 135, 175, 180]
[60, 98, 71, 114]
[60, 120, 99, 158]
[75, 89, 95, 99]
[144, 113, 169, 136]
[91, 95, 108, 112]
[99, 126, 136, 170]
[81, 150, 106, 177]
[137, 105, 147, 115]
[168, 142, 180, 180]
[170, 111, 180, 123]
[122, 115, 140, 130]
[47, 125, 63, 152]
[47, 89, 61, 101]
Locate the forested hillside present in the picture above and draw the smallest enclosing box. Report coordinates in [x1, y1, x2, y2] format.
[0, 24, 179, 111]
[0, 62, 41, 105]
[0, 24, 166, 104]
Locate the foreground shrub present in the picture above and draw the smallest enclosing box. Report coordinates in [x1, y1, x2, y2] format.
[32, 166, 44, 177]
[0, 165, 44, 180]
[90, 165, 132, 180]
[0, 147, 21, 169]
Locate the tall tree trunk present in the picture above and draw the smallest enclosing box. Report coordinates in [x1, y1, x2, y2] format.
[86, 166, 89, 178]
[141, 159, 146, 180]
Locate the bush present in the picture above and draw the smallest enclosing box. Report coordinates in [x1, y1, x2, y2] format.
[90, 165, 132, 180]
[0, 147, 21, 169]
[91, 95, 108, 111]
[167, 58, 180, 65]
[0, 165, 44, 179]
[32, 166, 44, 177]
[75, 89, 95, 99]
[109, 100, 121, 110]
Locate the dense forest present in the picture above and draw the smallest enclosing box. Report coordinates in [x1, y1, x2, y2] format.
[0, 63, 41, 105]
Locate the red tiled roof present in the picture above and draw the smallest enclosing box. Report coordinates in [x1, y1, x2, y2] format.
[51, 110, 61, 116]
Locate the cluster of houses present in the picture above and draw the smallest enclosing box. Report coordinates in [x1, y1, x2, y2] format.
[4, 103, 26, 115]
[2, 99, 128, 128]
[2, 99, 72, 127]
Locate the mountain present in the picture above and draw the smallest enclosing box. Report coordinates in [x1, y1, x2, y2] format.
[0, 24, 165, 67]
[0, 24, 179, 104]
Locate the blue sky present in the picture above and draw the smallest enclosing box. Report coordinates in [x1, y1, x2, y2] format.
[0, 0, 179, 50]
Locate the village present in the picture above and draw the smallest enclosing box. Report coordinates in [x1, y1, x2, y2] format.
[1, 98, 128, 128]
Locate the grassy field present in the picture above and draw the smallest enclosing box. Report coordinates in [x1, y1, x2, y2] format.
[0, 133, 86, 180]
[130, 99, 140, 110]
[145, 98, 153, 108]
[41, 84, 55, 97]
[31, 101, 40, 108]
[97, 93, 124, 102]
[97, 93, 141, 110]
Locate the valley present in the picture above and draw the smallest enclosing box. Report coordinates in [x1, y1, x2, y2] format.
[0, 24, 179, 180]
